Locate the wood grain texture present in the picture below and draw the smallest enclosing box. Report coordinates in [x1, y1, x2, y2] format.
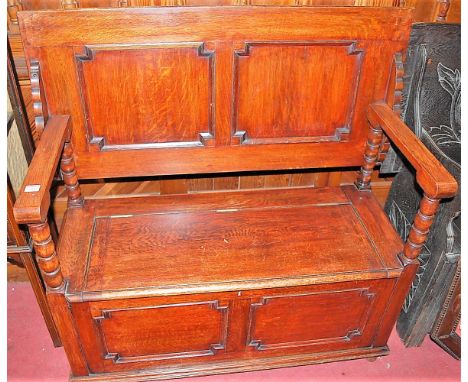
[407, 0, 460, 23]
[8, 181, 63, 346]
[247, 287, 383, 352]
[7, 180, 29, 250]
[19, 7, 412, 46]
[7, 0, 430, 179]
[86, 204, 382, 289]
[60, 140, 84, 207]
[444, 0, 460, 22]
[402, 195, 440, 261]
[233, 42, 362, 144]
[13, 115, 71, 223]
[69, 279, 394, 374]
[68, 345, 389, 381]
[7, 67, 63, 345]
[46, 293, 90, 376]
[56, 186, 403, 302]
[7, 0, 22, 33]
[8, 0, 459, 178]
[74, 297, 230, 372]
[76, 44, 214, 149]
[30, 60, 48, 136]
[17, 6, 412, 179]
[93, 301, 228, 364]
[8, 1, 396, 203]
[372, 258, 419, 346]
[342, 185, 403, 269]
[28, 219, 65, 290]
[355, 124, 383, 190]
[367, 102, 457, 198]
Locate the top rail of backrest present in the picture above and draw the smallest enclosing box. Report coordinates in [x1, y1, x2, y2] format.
[18, 6, 414, 179]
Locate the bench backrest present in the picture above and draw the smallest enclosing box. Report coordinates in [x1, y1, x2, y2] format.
[18, 6, 413, 179]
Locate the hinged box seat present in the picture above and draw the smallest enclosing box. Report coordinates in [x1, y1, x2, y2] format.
[13, 5, 457, 381]
[61, 186, 403, 301]
[58, 187, 405, 377]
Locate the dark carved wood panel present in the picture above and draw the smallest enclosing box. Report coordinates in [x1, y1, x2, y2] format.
[382, 24, 461, 350]
[430, 261, 460, 359]
[76, 43, 214, 150]
[233, 42, 362, 145]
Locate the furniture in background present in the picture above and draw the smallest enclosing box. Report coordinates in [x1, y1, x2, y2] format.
[13, 6, 457, 381]
[431, 261, 460, 359]
[7, 179, 32, 268]
[7, 45, 62, 347]
[7, 181, 62, 348]
[381, 23, 460, 358]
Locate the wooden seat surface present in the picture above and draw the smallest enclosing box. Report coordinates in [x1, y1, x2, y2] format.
[59, 185, 403, 301]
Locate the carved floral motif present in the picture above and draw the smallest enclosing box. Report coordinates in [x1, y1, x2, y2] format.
[427, 63, 461, 147]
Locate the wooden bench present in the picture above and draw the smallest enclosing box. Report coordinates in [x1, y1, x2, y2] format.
[14, 6, 457, 381]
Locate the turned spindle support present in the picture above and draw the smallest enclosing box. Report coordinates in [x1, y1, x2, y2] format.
[437, 0, 451, 22]
[60, 140, 84, 207]
[367, 101, 457, 268]
[28, 220, 65, 291]
[30, 60, 49, 137]
[355, 124, 383, 190]
[377, 134, 391, 165]
[357, 52, 404, 189]
[401, 195, 441, 264]
[61, 0, 79, 9]
[7, 0, 22, 27]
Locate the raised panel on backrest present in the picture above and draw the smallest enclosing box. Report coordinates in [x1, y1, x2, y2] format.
[18, 6, 413, 179]
[233, 42, 362, 145]
[77, 43, 215, 150]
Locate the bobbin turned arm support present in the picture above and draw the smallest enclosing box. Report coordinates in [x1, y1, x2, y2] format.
[367, 102, 458, 199]
[13, 115, 71, 224]
[13, 115, 73, 291]
[360, 101, 458, 263]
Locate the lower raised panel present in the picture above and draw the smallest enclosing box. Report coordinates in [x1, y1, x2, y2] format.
[247, 288, 376, 351]
[73, 279, 396, 373]
[95, 301, 228, 363]
[76, 298, 229, 372]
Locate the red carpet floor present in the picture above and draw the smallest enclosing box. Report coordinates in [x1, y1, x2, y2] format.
[8, 282, 460, 382]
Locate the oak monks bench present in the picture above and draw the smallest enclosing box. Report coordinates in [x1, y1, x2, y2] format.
[13, 5, 457, 381]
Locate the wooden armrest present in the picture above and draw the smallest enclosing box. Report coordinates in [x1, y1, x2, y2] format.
[13, 115, 71, 224]
[367, 102, 458, 199]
